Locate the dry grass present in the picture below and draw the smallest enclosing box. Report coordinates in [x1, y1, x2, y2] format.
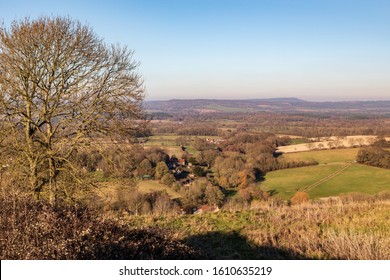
[125, 198, 390, 259]
[2, 181, 389, 259]
[243, 200, 390, 259]
[278, 135, 384, 153]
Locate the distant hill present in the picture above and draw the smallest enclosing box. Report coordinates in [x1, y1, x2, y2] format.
[247, 97, 307, 103]
[144, 98, 390, 116]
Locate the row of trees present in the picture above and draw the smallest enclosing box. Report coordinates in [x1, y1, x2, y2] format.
[166, 112, 390, 138]
[357, 148, 390, 169]
[152, 122, 220, 136]
[112, 189, 178, 216]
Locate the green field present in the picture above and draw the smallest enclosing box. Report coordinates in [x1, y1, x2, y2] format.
[143, 135, 178, 146]
[263, 148, 390, 199]
[262, 164, 341, 199]
[310, 164, 390, 198]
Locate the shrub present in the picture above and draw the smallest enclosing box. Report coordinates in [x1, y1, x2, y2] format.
[161, 173, 176, 187]
[0, 193, 200, 259]
[290, 191, 309, 205]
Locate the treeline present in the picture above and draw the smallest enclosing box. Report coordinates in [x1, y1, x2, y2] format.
[109, 189, 179, 216]
[357, 148, 390, 169]
[177, 126, 219, 136]
[151, 111, 390, 138]
[72, 145, 169, 179]
[152, 122, 219, 136]
[173, 112, 390, 137]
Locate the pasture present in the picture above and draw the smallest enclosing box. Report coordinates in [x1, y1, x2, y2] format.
[309, 164, 390, 198]
[277, 135, 381, 153]
[94, 179, 181, 209]
[263, 148, 390, 199]
[138, 180, 181, 199]
[262, 164, 342, 199]
[282, 148, 358, 164]
[142, 134, 221, 156]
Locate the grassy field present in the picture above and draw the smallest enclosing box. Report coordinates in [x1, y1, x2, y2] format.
[94, 179, 181, 208]
[262, 164, 341, 199]
[289, 138, 309, 145]
[263, 148, 390, 199]
[160, 146, 184, 156]
[310, 164, 390, 198]
[277, 135, 380, 153]
[282, 148, 358, 164]
[138, 180, 181, 199]
[143, 135, 178, 146]
[143, 136, 185, 156]
[143, 134, 220, 156]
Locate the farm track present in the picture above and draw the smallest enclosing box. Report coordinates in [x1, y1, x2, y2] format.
[301, 163, 352, 192]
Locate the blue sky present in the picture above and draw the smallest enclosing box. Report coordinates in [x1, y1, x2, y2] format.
[1, 0, 389, 101]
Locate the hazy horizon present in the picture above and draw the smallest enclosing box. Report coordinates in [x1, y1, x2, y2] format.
[144, 96, 390, 102]
[2, 0, 389, 101]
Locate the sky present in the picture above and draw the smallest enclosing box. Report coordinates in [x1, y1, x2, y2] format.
[1, 0, 390, 101]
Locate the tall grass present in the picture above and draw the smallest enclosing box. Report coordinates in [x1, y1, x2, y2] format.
[125, 196, 390, 259]
[1, 185, 389, 259]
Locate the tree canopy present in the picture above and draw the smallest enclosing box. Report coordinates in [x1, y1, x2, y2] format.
[0, 16, 145, 204]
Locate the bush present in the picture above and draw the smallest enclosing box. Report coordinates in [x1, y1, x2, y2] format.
[290, 191, 309, 205]
[0, 193, 200, 259]
[376, 191, 390, 201]
[161, 173, 176, 187]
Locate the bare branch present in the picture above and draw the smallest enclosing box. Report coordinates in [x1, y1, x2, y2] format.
[0, 16, 145, 204]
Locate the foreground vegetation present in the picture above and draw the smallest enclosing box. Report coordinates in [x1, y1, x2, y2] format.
[128, 196, 390, 260]
[1, 190, 389, 260]
[0, 192, 200, 260]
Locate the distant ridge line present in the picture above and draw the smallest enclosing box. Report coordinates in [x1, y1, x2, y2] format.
[143, 98, 390, 115]
[147, 97, 307, 102]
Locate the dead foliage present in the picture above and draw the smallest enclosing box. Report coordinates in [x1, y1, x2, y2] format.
[0, 194, 202, 259]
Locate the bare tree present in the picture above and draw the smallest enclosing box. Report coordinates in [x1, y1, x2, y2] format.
[348, 138, 357, 147]
[327, 141, 335, 149]
[0, 17, 145, 204]
[306, 142, 316, 150]
[334, 136, 343, 148]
